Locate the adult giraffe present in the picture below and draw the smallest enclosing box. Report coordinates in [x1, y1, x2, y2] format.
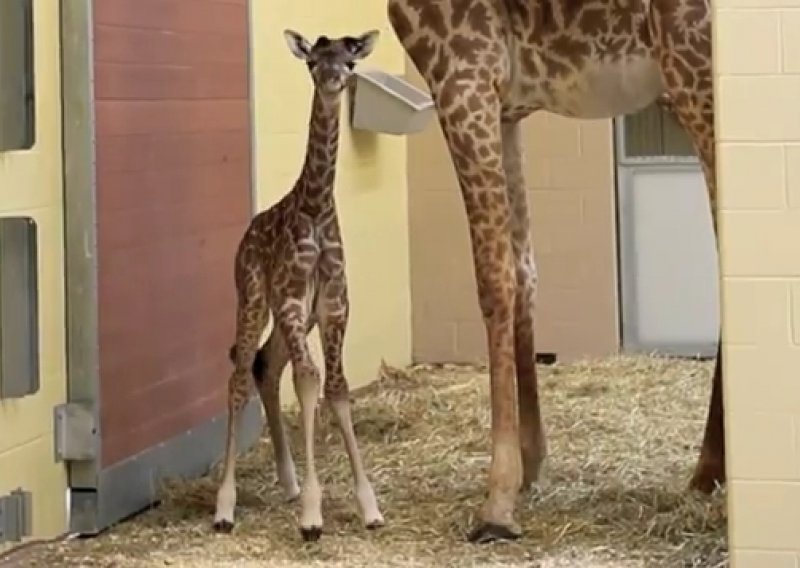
[387, 0, 722, 543]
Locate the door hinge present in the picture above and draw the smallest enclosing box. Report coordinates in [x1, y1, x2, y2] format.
[0, 489, 32, 544]
[53, 401, 96, 462]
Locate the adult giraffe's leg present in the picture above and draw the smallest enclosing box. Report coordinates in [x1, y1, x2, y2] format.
[501, 120, 547, 487]
[651, 0, 725, 492]
[692, 344, 725, 492]
[316, 270, 384, 529]
[433, 83, 522, 543]
[213, 280, 268, 532]
[388, 0, 522, 543]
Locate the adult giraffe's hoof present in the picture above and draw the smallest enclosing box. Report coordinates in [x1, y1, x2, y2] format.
[213, 519, 235, 534]
[365, 518, 385, 531]
[300, 525, 322, 542]
[689, 459, 725, 494]
[467, 522, 522, 544]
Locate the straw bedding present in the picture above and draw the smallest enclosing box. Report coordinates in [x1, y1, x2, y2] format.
[14, 355, 727, 567]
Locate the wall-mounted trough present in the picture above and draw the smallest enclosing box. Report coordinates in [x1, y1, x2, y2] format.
[349, 69, 435, 135]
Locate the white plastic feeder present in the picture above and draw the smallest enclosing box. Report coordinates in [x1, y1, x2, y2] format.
[349, 69, 435, 135]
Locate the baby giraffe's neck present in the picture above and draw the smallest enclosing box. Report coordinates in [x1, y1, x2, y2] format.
[297, 90, 342, 213]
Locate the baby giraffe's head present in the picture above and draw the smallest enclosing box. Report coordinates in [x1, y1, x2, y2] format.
[283, 29, 380, 97]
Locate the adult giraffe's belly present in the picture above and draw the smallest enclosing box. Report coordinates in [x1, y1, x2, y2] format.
[524, 56, 666, 120]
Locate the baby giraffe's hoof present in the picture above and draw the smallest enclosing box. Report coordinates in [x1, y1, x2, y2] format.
[213, 520, 235, 534]
[300, 526, 322, 542]
[365, 516, 385, 531]
[467, 522, 522, 544]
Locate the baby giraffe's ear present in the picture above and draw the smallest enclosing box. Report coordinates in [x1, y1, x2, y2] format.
[344, 29, 380, 60]
[283, 29, 312, 60]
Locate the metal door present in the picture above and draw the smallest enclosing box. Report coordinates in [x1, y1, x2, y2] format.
[615, 102, 720, 357]
[0, 0, 69, 549]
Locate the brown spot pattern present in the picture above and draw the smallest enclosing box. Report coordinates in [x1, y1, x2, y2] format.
[386, 0, 722, 537]
[215, 32, 382, 534]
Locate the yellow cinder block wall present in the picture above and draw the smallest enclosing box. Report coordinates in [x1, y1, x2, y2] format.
[0, 0, 68, 548]
[248, 2, 412, 401]
[714, 0, 800, 565]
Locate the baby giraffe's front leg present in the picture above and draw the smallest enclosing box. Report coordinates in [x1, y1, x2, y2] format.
[317, 275, 384, 530]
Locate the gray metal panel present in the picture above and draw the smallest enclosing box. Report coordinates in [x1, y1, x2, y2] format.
[616, 164, 719, 358]
[0, 217, 39, 399]
[70, 398, 264, 535]
[0, 489, 32, 544]
[54, 401, 97, 462]
[61, 0, 101, 488]
[0, 0, 35, 151]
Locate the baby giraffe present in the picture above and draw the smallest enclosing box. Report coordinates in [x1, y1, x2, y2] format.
[213, 28, 384, 541]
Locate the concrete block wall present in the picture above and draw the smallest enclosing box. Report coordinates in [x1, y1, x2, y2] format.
[714, 0, 800, 564]
[405, 62, 619, 364]
[0, 0, 68, 547]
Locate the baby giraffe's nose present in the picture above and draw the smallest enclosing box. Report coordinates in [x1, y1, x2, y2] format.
[323, 76, 345, 92]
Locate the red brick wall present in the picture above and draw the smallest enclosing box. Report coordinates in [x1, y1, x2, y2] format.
[93, 0, 252, 467]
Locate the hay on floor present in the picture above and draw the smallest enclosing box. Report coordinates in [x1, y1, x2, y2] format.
[18, 355, 727, 567]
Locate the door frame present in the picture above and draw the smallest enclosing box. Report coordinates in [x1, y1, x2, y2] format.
[60, 0, 102, 526]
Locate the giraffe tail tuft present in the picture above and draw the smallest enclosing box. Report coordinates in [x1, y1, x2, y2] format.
[228, 344, 267, 384]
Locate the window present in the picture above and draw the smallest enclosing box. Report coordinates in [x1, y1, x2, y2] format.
[622, 102, 696, 159]
[0, 0, 35, 151]
[0, 217, 39, 399]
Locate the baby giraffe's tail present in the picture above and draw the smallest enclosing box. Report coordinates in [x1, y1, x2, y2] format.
[228, 343, 267, 384]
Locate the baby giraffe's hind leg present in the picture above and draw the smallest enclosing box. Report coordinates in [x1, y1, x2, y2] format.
[318, 276, 384, 530]
[213, 289, 268, 533]
[276, 301, 325, 542]
[253, 327, 301, 501]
